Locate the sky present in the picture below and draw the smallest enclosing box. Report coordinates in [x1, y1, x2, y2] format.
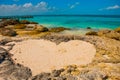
[0, 0, 120, 16]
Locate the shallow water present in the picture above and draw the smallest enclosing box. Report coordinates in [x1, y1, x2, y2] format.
[21, 15, 120, 30]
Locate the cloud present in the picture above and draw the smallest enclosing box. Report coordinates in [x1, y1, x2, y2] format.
[23, 3, 32, 8]
[106, 5, 120, 10]
[70, 2, 79, 9]
[99, 5, 120, 11]
[0, 1, 56, 16]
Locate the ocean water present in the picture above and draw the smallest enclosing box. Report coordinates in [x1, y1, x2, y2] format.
[22, 15, 120, 30]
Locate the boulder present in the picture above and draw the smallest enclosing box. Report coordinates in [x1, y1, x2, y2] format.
[13, 24, 26, 29]
[25, 24, 37, 31]
[0, 22, 5, 28]
[0, 19, 19, 28]
[114, 27, 120, 33]
[30, 22, 38, 24]
[86, 27, 91, 29]
[86, 31, 98, 35]
[0, 28, 17, 36]
[25, 24, 48, 32]
[20, 20, 30, 24]
[49, 27, 70, 32]
[20, 20, 38, 24]
[103, 31, 120, 41]
[97, 29, 111, 36]
[79, 69, 107, 80]
[36, 25, 48, 32]
[0, 47, 8, 63]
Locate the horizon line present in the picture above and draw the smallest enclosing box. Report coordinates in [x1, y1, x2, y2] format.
[0, 14, 120, 19]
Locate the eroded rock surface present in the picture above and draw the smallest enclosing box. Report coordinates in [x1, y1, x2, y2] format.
[0, 47, 32, 80]
[0, 33, 120, 80]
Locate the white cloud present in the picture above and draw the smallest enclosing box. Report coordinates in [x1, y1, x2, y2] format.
[0, 1, 56, 16]
[36, 2, 47, 8]
[106, 5, 120, 10]
[99, 5, 120, 11]
[70, 2, 79, 9]
[23, 3, 32, 8]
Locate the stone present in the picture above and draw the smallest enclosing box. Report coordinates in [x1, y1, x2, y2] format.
[0, 22, 5, 28]
[86, 27, 91, 29]
[51, 69, 64, 77]
[0, 38, 13, 45]
[0, 19, 19, 28]
[0, 28, 17, 36]
[20, 20, 30, 24]
[114, 27, 120, 33]
[104, 31, 120, 41]
[8, 64, 32, 80]
[97, 29, 111, 36]
[86, 31, 98, 36]
[49, 27, 70, 32]
[78, 69, 108, 80]
[0, 47, 8, 63]
[30, 22, 38, 24]
[32, 72, 51, 80]
[36, 25, 48, 32]
[13, 24, 26, 29]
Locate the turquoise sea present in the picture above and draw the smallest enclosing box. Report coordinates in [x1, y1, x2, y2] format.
[22, 15, 120, 30]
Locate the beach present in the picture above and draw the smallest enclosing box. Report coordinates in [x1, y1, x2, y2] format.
[0, 19, 120, 80]
[10, 39, 96, 76]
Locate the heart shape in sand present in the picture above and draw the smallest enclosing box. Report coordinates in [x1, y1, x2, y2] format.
[10, 40, 96, 76]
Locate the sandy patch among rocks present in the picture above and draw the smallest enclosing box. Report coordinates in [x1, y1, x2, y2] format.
[10, 39, 96, 76]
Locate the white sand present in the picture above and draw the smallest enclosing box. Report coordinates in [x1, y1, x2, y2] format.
[10, 39, 96, 76]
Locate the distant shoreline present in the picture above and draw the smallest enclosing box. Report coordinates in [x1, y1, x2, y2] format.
[1, 15, 120, 18]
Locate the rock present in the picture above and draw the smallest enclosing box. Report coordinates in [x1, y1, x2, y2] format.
[65, 75, 78, 80]
[3, 19, 19, 25]
[20, 20, 30, 24]
[0, 22, 5, 28]
[0, 46, 13, 51]
[36, 25, 48, 32]
[0, 19, 19, 28]
[78, 69, 108, 80]
[66, 65, 77, 74]
[20, 20, 38, 24]
[85, 31, 98, 36]
[114, 27, 120, 33]
[51, 69, 64, 77]
[32, 72, 51, 80]
[30, 22, 38, 24]
[8, 64, 32, 80]
[13, 24, 26, 29]
[104, 31, 120, 41]
[49, 27, 70, 32]
[0, 47, 8, 63]
[0, 28, 17, 36]
[25, 24, 48, 32]
[97, 29, 111, 36]
[86, 29, 120, 41]
[0, 47, 32, 80]
[0, 38, 12, 45]
[86, 27, 91, 29]
[55, 77, 66, 80]
[25, 24, 37, 31]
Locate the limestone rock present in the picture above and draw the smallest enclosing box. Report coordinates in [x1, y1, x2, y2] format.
[49, 27, 70, 32]
[114, 27, 120, 33]
[0, 28, 17, 36]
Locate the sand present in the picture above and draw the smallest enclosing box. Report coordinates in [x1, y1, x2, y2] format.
[10, 39, 96, 76]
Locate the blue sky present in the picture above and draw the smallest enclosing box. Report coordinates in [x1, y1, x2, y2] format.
[0, 0, 120, 16]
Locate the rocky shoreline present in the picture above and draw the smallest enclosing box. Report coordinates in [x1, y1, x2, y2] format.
[0, 19, 120, 80]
